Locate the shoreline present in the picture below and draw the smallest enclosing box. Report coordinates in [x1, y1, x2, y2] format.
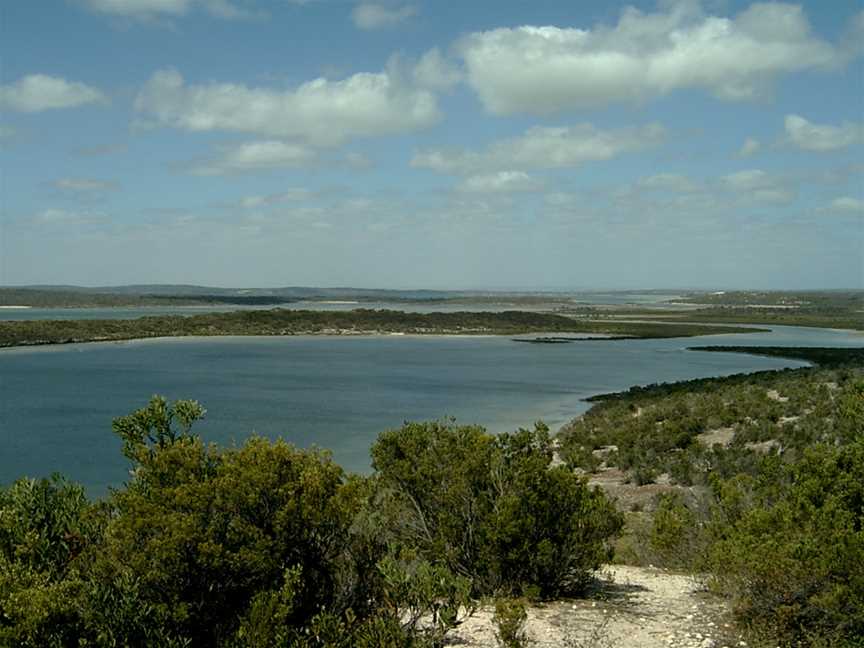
[0, 330, 628, 353]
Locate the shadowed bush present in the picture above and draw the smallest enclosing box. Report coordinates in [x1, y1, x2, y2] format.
[371, 420, 623, 598]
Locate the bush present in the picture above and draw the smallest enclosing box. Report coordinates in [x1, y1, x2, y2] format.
[0, 475, 106, 647]
[705, 440, 864, 646]
[648, 493, 701, 569]
[371, 421, 623, 598]
[0, 474, 101, 576]
[96, 396, 387, 645]
[493, 597, 528, 648]
[0, 397, 630, 645]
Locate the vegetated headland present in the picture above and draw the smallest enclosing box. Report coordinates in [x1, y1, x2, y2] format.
[554, 344, 864, 647]
[561, 288, 864, 331]
[0, 308, 767, 348]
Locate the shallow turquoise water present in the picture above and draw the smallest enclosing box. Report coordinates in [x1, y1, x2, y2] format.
[0, 325, 859, 496]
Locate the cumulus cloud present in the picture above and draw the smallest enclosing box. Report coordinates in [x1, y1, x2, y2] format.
[190, 140, 320, 175]
[238, 189, 312, 209]
[457, 171, 544, 194]
[190, 141, 368, 175]
[412, 123, 665, 175]
[412, 48, 462, 91]
[0, 74, 107, 112]
[80, 0, 256, 20]
[738, 137, 761, 157]
[135, 67, 440, 146]
[784, 114, 864, 151]
[352, 3, 417, 30]
[720, 169, 794, 204]
[827, 196, 864, 213]
[458, 2, 845, 115]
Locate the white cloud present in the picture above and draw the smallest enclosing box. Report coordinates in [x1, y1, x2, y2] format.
[54, 178, 118, 193]
[784, 114, 864, 152]
[457, 171, 544, 194]
[458, 2, 843, 115]
[82, 0, 190, 17]
[412, 123, 665, 174]
[191, 141, 369, 175]
[412, 48, 462, 92]
[0, 74, 107, 112]
[637, 173, 699, 193]
[239, 189, 312, 208]
[352, 3, 417, 30]
[0, 125, 15, 139]
[738, 137, 761, 157]
[80, 0, 256, 20]
[720, 169, 794, 204]
[191, 140, 320, 175]
[135, 67, 440, 146]
[828, 196, 864, 213]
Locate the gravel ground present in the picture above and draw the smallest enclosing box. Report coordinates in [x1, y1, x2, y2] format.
[445, 565, 744, 648]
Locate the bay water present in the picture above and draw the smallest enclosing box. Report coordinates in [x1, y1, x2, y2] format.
[1, 325, 860, 496]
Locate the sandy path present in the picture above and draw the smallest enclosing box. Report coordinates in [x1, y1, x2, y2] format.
[446, 565, 739, 648]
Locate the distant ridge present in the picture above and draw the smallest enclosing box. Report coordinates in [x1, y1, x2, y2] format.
[8, 284, 581, 300]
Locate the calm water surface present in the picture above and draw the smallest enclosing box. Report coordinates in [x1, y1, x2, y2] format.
[0, 325, 860, 495]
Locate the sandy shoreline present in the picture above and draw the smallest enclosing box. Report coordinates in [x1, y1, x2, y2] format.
[0, 331, 622, 353]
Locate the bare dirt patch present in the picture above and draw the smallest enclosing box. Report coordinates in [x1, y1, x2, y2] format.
[766, 389, 788, 403]
[744, 439, 780, 453]
[586, 467, 684, 513]
[446, 565, 736, 648]
[695, 427, 734, 448]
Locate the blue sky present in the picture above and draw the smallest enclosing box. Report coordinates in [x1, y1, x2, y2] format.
[1, 0, 862, 289]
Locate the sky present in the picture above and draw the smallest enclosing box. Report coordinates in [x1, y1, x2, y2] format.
[1, 0, 862, 290]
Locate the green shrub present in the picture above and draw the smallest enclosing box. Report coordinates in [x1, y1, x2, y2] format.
[0, 475, 107, 647]
[706, 440, 864, 646]
[0, 397, 631, 645]
[97, 397, 370, 644]
[493, 597, 528, 648]
[371, 421, 623, 598]
[648, 493, 699, 569]
[0, 474, 101, 576]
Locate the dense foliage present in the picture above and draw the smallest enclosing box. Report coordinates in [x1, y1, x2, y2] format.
[371, 421, 622, 598]
[704, 439, 864, 646]
[674, 289, 863, 310]
[688, 345, 864, 367]
[0, 308, 765, 348]
[0, 398, 621, 646]
[559, 348, 864, 647]
[560, 349, 863, 486]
